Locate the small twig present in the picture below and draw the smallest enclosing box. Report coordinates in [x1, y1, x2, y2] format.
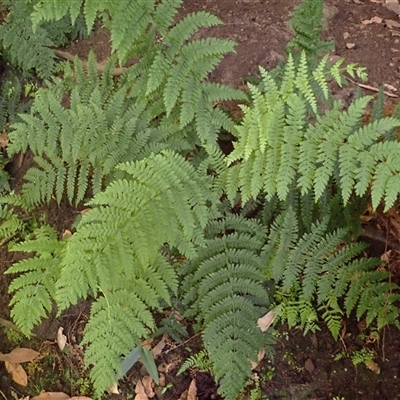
[0, 317, 37, 337]
[53, 49, 128, 76]
[347, 77, 399, 98]
[0, 232, 17, 248]
[165, 331, 203, 354]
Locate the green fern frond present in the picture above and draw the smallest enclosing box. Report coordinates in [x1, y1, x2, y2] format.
[57, 150, 213, 309]
[225, 53, 400, 210]
[177, 349, 213, 375]
[6, 225, 65, 336]
[82, 289, 156, 397]
[286, 0, 334, 57]
[51, 151, 215, 394]
[181, 215, 270, 400]
[265, 209, 399, 337]
[8, 53, 168, 206]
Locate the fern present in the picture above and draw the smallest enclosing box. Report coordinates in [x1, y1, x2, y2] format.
[286, 0, 334, 57]
[177, 349, 213, 375]
[47, 151, 214, 396]
[5, 225, 65, 335]
[224, 52, 400, 211]
[5, 2, 400, 400]
[30, 0, 246, 147]
[181, 215, 272, 400]
[7, 53, 156, 206]
[264, 208, 400, 339]
[0, 1, 88, 79]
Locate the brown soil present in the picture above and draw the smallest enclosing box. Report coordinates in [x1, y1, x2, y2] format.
[2, 1, 400, 400]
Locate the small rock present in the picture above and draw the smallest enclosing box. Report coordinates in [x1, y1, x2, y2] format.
[328, 54, 342, 65]
[346, 43, 356, 49]
[304, 358, 315, 373]
[343, 32, 350, 40]
[322, 5, 339, 31]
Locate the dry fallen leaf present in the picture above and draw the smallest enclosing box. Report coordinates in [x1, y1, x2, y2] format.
[69, 397, 94, 400]
[365, 360, 381, 374]
[142, 339, 153, 350]
[57, 327, 67, 351]
[31, 392, 70, 400]
[142, 376, 155, 398]
[0, 132, 9, 149]
[0, 348, 40, 363]
[257, 309, 276, 332]
[107, 382, 119, 395]
[361, 16, 382, 24]
[5, 361, 28, 386]
[135, 380, 149, 400]
[178, 390, 188, 400]
[151, 336, 166, 358]
[187, 378, 197, 400]
[385, 19, 400, 29]
[304, 358, 315, 374]
[250, 349, 266, 370]
[62, 229, 72, 239]
[384, 1, 400, 15]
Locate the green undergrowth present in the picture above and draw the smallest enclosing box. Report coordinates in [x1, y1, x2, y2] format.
[0, 0, 400, 399]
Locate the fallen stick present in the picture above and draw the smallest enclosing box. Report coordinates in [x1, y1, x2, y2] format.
[53, 49, 128, 76]
[347, 77, 399, 98]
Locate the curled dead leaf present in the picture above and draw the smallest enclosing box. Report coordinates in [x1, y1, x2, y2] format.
[362, 16, 382, 24]
[0, 347, 40, 363]
[142, 376, 155, 398]
[31, 392, 70, 400]
[62, 229, 72, 239]
[151, 336, 166, 359]
[365, 360, 380, 374]
[250, 349, 266, 370]
[5, 361, 28, 386]
[187, 378, 197, 400]
[57, 327, 67, 351]
[385, 19, 400, 29]
[107, 382, 119, 394]
[135, 380, 149, 400]
[0, 132, 9, 149]
[257, 309, 276, 332]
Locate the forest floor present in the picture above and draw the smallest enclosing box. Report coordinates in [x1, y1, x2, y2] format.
[2, 1, 400, 399]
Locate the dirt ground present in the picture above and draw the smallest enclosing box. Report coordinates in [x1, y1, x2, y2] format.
[2, 1, 400, 399]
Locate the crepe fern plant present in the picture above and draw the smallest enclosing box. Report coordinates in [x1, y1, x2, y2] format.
[263, 207, 400, 339]
[4, 1, 400, 400]
[7, 52, 155, 206]
[7, 150, 218, 396]
[223, 51, 400, 211]
[0, 0, 88, 79]
[181, 214, 271, 399]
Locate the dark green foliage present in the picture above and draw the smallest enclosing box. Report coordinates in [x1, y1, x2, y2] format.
[181, 215, 272, 400]
[4, 1, 400, 399]
[0, 1, 89, 79]
[0, 71, 24, 132]
[286, 0, 334, 57]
